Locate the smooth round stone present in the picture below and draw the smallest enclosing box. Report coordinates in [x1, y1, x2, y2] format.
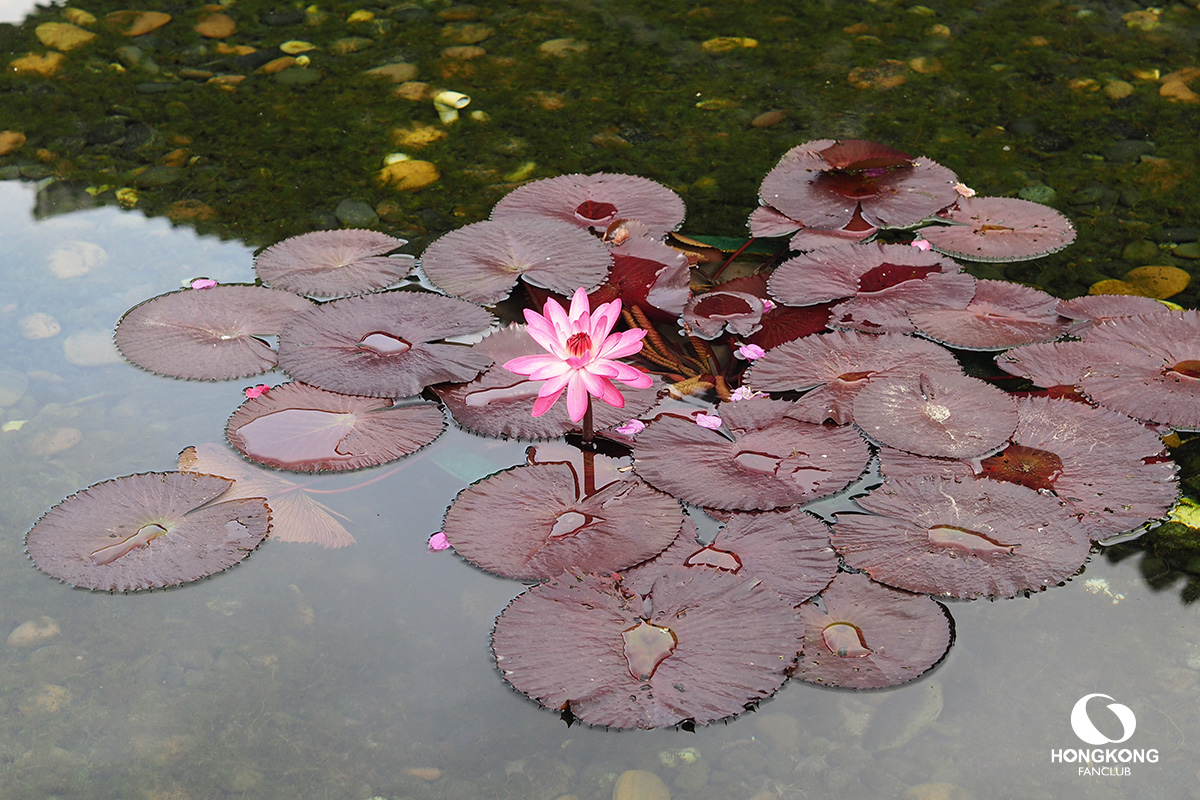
[25, 426, 83, 456]
[1070, 185, 1107, 205]
[48, 240, 108, 279]
[18, 312, 61, 340]
[274, 68, 323, 85]
[35, 22, 96, 51]
[1017, 183, 1056, 203]
[1122, 239, 1160, 264]
[1174, 242, 1200, 259]
[63, 329, 122, 366]
[375, 159, 440, 191]
[7, 617, 61, 648]
[334, 198, 379, 227]
[0, 365, 29, 407]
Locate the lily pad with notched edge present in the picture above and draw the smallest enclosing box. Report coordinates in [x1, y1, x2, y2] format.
[277, 290, 495, 398]
[831, 477, 1092, 599]
[491, 172, 687, 237]
[621, 508, 838, 604]
[443, 444, 683, 580]
[633, 397, 871, 511]
[745, 330, 961, 424]
[491, 566, 801, 729]
[254, 229, 414, 297]
[793, 571, 954, 689]
[909, 279, 1071, 350]
[919, 196, 1076, 262]
[25, 471, 270, 591]
[226, 382, 445, 472]
[853, 372, 1018, 459]
[115, 285, 316, 380]
[419, 217, 613, 305]
[180, 444, 355, 548]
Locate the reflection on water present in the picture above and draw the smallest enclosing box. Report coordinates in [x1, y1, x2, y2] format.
[3, 193, 1200, 799]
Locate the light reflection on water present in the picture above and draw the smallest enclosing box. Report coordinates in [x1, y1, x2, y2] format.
[2, 181, 1199, 799]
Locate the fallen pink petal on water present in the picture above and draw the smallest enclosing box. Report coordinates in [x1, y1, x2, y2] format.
[428, 532, 450, 551]
[244, 384, 271, 399]
[695, 412, 723, 429]
[736, 343, 766, 360]
[616, 419, 646, 436]
[191, 278, 218, 289]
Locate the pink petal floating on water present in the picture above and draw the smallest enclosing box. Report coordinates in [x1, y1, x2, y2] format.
[736, 343, 766, 360]
[244, 384, 271, 399]
[427, 532, 450, 551]
[615, 419, 646, 436]
[191, 278, 218, 289]
[695, 412, 723, 429]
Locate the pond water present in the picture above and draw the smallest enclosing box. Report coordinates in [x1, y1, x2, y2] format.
[4, 2, 1200, 799]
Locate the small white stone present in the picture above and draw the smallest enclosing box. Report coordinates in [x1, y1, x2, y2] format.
[47, 240, 108, 279]
[18, 311, 61, 340]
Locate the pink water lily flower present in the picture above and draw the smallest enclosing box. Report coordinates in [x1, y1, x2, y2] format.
[503, 287, 652, 421]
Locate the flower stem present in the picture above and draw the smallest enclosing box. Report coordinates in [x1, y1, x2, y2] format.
[581, 399, 594, 447]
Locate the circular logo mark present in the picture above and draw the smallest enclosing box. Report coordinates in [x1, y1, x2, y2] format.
[1071, 694, 1136, 745]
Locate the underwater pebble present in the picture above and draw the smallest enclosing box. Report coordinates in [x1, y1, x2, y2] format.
[612, 769, 670, 800]
[63, 329, 122, 366]
[35, 22, 95, 51]
[334, 198, 379, 227]
[751, 109, 787, 128]
[18, 312, 61, 340]
[365, 62, 419, 83]
[538, 38, 588, 56]
[107, 10, 172, 37]
[7, 616, 61, 648]
[194, 13, 236, 39]
[20, 684, 71, 714]
[8, 52, 66, 77]
[404, 767, 443, 781]
[24, 426, 82, 457]
[47, 240, 108, 279]
[442, 23, 495, 44]
[0, 130, 26, 155]
[755, 712, 802, 751]
[0, 364, 29, 406]
[375, 159, 440, 191]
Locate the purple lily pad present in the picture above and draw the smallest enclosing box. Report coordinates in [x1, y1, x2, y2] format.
[853, 372, 1018, 459]
[226, 382, 445, 472]
[1077, 310, 1200, 430]
[419, 217, 613, 305]
[831, 477, 1092, 599]
[443, 444, 683, 581]
[744, 330, 962, 424]
[180, 444, 355, 548]
[491, 172, 686, 236]
[793, 571, 954, 689]
[910, 278, 1071, 350]
[877, 397, 1178, 540]
[1057, 294, 1170, 329]
[435, 326, 662, 440]
[588, 227, 692, 318]
[768, 243, 975, 335]
[994, 340, 1109, 395]
[681, 290, 765, 339]
[277, 290, 495, 398]
[491, 566, 801, 729]
[25, 471, 270, 591]
[919, 196, 1076, 262]
[254, 229, 414, 297]
[115, 285, 316, 381]
[633, 397, 871, 511]
[758, 139, 960, 230]
[622, 508, 838, 604]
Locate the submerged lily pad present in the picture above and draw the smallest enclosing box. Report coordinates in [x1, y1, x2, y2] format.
[277, 290, 495, 398]
[832, 477, 1092, 599]
[115, 285, 316, 380]
[25, 471, 270, 591]
[443, 445, 683, 580]
[793, 571, 954, 689]
[226, 382, 445, 472]
[491, 566, 801, 729]
[254, 229, 414, 297]
[633, 398, 871, 511]
[180, 444, 355, 548]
